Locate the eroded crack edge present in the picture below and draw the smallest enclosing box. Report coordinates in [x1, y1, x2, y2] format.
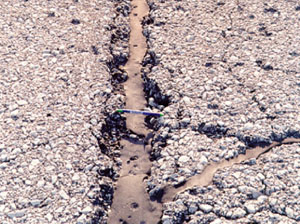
[89, 0, 300, 222]
[88, 0, 169, 222]
[88, 1, 133, 223]
[140, 1, 300, 222]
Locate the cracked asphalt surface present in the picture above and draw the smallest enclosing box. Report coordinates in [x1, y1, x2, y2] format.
[0, 0, 120, 223]
[1, 0, 300, 223]
[142, 0, 300, 223]
[171, 143, 300, 223]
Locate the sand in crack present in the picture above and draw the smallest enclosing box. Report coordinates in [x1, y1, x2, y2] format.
[162, 137, 300, 203]
[124, 0, 149, 136]
[108, 0, 162, 223]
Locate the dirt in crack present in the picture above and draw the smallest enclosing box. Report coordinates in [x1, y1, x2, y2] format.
[107, 0, 300, 222]
[108, 0, 162, 223]
[162, 137, 300, 203]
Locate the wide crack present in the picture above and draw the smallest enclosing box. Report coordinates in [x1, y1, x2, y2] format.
[92, 0, 300, 223]
[140, 1, 300, 223]
[107, 0, 163, 223]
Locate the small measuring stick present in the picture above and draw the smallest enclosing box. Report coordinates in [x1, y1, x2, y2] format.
[116, 109, 164, 117]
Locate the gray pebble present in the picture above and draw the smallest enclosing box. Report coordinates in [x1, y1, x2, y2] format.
[181, 117, 190, 126]
[7, 210, 26, 218]
[30, 200, 42, 207]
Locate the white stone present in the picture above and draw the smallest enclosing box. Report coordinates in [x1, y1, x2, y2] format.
[0, 154, 9, 162]
[81, 206, 93, 214]
[11, 110, 19, 117]
[181, 118, 190, 126]
[161, 215, 172, 224]
[286, 207, 294, 218]
[59, 190, 69, 200]
[178, 155, 189, 163]
[17, 100, 28, 106]
[45, 213, 53, 222]
[245, 203, 257, 214]
[29, 159, 40, 170]
[225, 101, 232, 106]
[224, 87, 232, 94]
[257, 173, 265, 180]
[257, 195, 268, 204]
[231, 207, 246, 219]
[230, 55, 239, 61]
[66, 162, 73, 170]
[149, 97, 156, 107]
[232, 172, 241, 179]
[294, 160, 300, 168]
[45, 166, 55, 172]
[266, 79, 273, 85]
[0, 191, 8, 199]
[56, 206, 64, 213]
[72, 173, 80, 182]
[188, 203, 198, 213]
[275, 104, 281, 111]
[77, 214, 87, 224]
[182, 96, 191, 105]
[269, 198, 277, 206]
[199, 204, 213, 213]
[20, 61, 28, 66]
[105, 88, 112, 94]
[37, 180, 45, 187]
[211, 219, 222, 224]
[25, 180, 32, 186]
[199, 155, 208, 165]
[66, 147, 75, 153]
[51, 175, 57, 184]
[243, 122, 253, 131]
[0, 204, 5, 212]
[186, 35, 195, 42]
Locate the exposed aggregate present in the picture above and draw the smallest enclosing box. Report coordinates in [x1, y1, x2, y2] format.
[162, 144, 300, 223]
[0, 0, 127, 223]
[143, 0, 300, 223]
[1, 0, 300, 223]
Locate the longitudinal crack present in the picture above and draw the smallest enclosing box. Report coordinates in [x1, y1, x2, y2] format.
[104, 1, 300, 223]
[107, 0, 162, 223]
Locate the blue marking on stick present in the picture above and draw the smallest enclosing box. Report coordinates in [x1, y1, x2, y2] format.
[116, 109, 163, 117]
